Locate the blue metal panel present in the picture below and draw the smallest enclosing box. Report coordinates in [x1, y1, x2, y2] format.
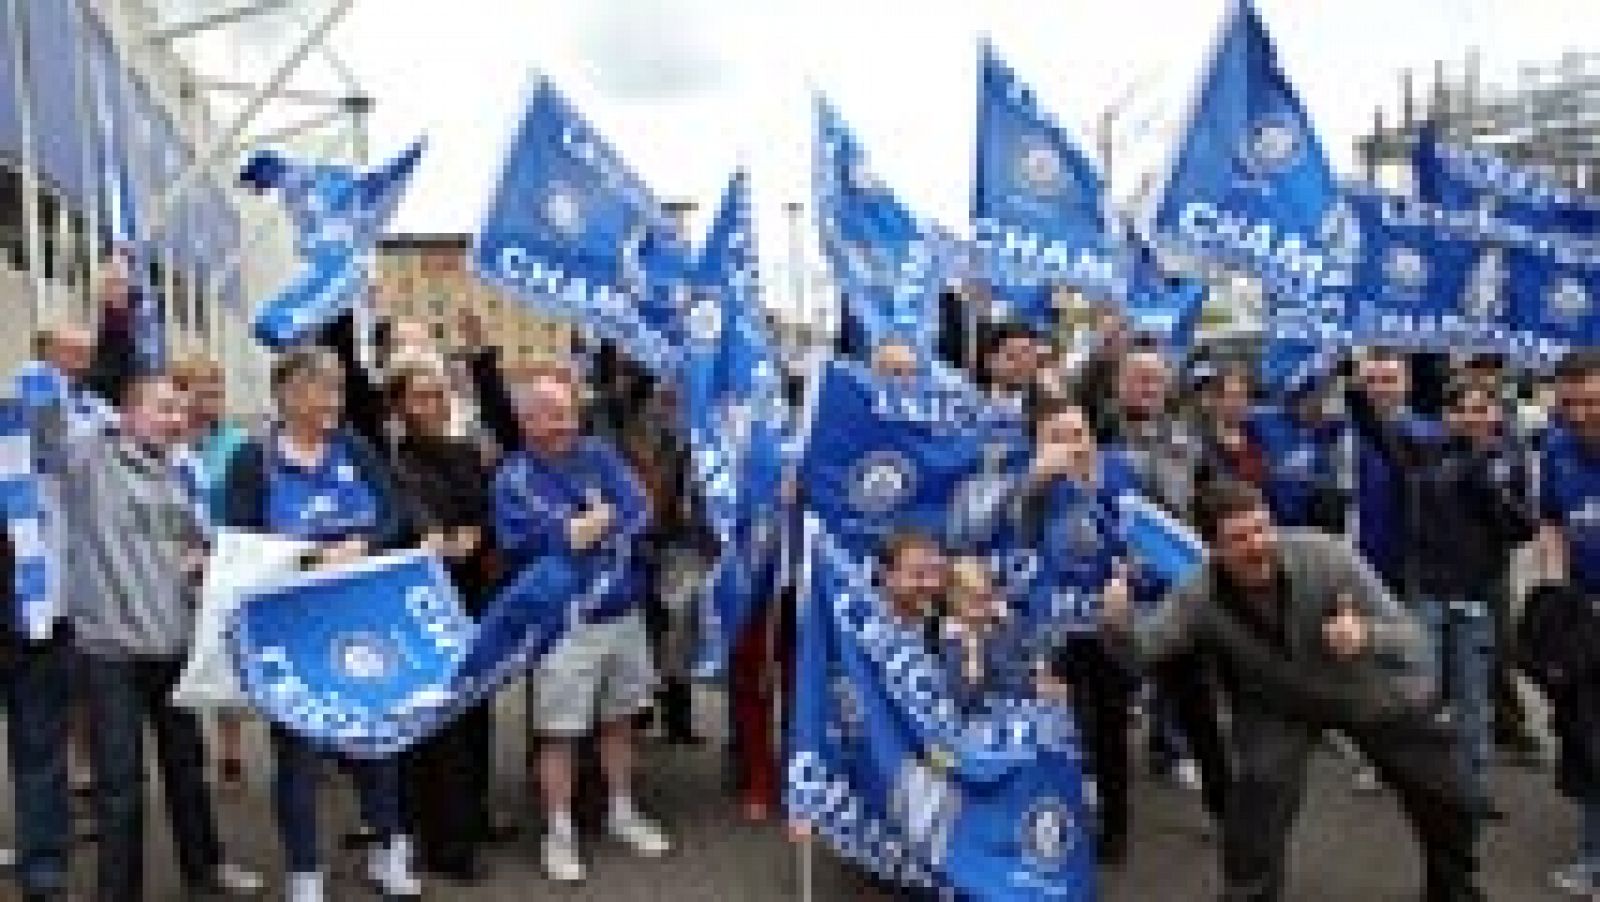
[25, 0, 89, 208]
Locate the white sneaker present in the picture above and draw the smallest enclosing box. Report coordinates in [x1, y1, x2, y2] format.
[1173, 758, 1203, 793]
[208, 862, 264, 896]
[542, 832, 587, 883]
[287, 872, 325, 902]
[0, 846, 15, 870]
[1351, 765, 1383, 794]
[367, 836, 421, 898]
[1553, 862, 1600, 896]
[608, 811, 672, 858]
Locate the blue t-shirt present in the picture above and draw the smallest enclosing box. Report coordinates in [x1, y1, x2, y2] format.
[1540, 425, 1600, 594]
[266, 433, 382, 542]
[492, 436, 649, 622]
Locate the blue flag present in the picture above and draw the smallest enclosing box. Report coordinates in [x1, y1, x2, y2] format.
[815, 98, 953, 358]
[683, 170, 790, 677]
[1342, 190, 1511, 353]
[973, 43, 1124, 329]
[473, 77, 688, 377]
[787, 519, 1095, 900]
[799, 360, 1024, 558]
[1504, 245, 1600, 364]
[1415, 126, 1600, 236]
[246, 139, 426, 349]
[231, 548, 588, 758]
[1155, 0, 1338, 301]
[91, 50, 164, 373]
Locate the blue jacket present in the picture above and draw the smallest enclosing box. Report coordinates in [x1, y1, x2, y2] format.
[492, 436, 650, 623]
[1541, 424, 1600, 595]
[1247, 407, 1347, 532]
[1348, 392, 1439, 590]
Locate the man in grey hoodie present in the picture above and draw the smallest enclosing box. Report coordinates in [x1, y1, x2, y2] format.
[1102, 479, 1483, 902]
[41, 372, 260, 901]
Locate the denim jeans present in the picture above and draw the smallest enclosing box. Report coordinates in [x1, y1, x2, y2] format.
[81, 655, 224, 901]
[1418, 598, 1495, 804]
[1581, 794, 1600, 869]
[0, 633, 71, 895]
[270, 725, 402, 873]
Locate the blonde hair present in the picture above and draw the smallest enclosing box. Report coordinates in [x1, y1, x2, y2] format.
[170, 356, 223, 388]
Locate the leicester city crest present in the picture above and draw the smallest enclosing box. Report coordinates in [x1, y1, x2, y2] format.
[542, 185, 585, 238]
[1237, 112, 1304, 179]
[849, 450, 917, 515]
[1015, 137, 1067, 197]
[331, 631, 399, 682]
[1019, 798, 1078, 873]
[1548, 277, 1592, 322]
[1384, 246, 1429, 294]
[687, 294, 724, 345]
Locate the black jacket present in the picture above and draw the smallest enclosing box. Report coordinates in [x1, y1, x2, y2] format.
[1349, 391, 1536, 600]
[1518, 582, 1600, 798]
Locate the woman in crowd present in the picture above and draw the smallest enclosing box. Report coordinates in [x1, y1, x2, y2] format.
[385, 360, 497, 883]
[220, 349, 419, 902]
[169, 357, 253, 790]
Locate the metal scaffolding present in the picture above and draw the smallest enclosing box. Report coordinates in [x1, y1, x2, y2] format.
[1358, 50, 1600, 194]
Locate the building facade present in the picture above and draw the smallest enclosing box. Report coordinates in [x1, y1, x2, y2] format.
[374, 234, 571, 366]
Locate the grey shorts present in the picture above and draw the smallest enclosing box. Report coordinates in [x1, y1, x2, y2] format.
[527, 611, 656, 736]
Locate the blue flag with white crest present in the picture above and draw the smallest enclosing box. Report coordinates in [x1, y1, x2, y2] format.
[974, 43, 1124, 328]
[245, 139, 425, 349]
[1504, 245, 1600, 364]
[684, 170, 790, 677]
[815, 98, 953, 359]
[1341, 190, 1510, 353]
[1155, 0, 1338, 301]
[799, 360, 1024, 559]
[787, 518, 1095, 900]
[473, 77, 688, 377]
[1414, 126, 1600, 236]
[231, 548, 585, 758]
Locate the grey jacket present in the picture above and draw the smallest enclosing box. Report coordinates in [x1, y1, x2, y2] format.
[1123, 530, 1437, 724]
[40, 410, 204, 659]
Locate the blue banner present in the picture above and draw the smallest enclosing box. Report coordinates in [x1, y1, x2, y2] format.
[231, 547, 589, 759]
[1504, 244, 1600, 364]
[787, 520, 1094, 900]
[973, 43, 1124, 326]
[1415, 126, 1600, 236]
[1122, 235, 1206, 355]
[684, 170, 790, 678]
[473, 77, 687, 377]
[1154, 0, 1338, 301]
[247, 139, 425, 349]
[798, 360, 1023, 559]
[815, 98, 953, 359]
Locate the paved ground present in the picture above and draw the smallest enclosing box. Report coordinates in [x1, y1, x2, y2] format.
[0, 683, 1582, 900]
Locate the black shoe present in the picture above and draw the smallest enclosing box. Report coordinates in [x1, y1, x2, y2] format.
[424, 856, 487, 885]
[1096, 832, 1128, 869]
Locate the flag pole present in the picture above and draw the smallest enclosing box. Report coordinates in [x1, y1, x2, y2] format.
[799, 834, 814, 902]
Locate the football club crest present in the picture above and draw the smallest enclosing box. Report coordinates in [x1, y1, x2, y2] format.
[849, 451, 917, 515]
[686, 294, 724, 345]
[1237, 113, 1304, 178]
[1548, 277, 1592, 321]
[1015, 137, 1066, 197]
[1019, 798, 1078, 873]
[1384, 246, 1429, 294]
[331, 631, 398, 681]
[542, 185, 585, 238]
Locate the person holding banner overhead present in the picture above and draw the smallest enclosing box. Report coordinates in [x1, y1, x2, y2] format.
[1102, 479, 1484, 902]
[490, 366, 671, 884]
[220, 349, 419, 902]
[385, 360, 497, 884]
[35, 370, 264, 901]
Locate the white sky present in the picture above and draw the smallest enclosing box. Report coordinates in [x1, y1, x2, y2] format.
[178, 0, 1600, 314]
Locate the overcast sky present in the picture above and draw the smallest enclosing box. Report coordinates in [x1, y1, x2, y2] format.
[179, 0, 1599, 311]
